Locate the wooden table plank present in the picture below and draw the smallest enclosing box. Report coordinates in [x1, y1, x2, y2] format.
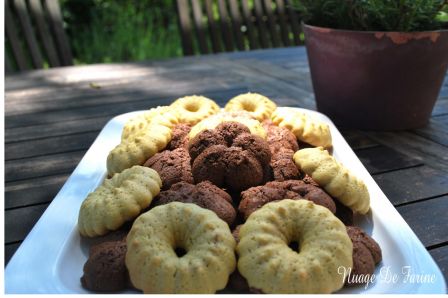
[5, 150, 85, 182]
[429, 245, 448, 283]
[413, 114, 448, 147]
[5, 131, 98, 160]
[373, 165, 448, 206]
[5, 116, 110, 143]
[5, 87, 248, 128]
[237, 57, 313, 86]
[210, 60, 316, 109]
[397, 195, 448, 247]
[439, 78, 448, 98]
[4, 58, 233, 91]
[5, 72, 246, 115]
[226, 46, 308, 62]
[5, 242, 22, 266]
[5, 203, 49, 243]
[5, 174, 69, 209]
[6, 98, 158, 128]
[364, 131, 448, 173]
[340, 129, 379, 150]
[356, 145, 423, 175]
[432, 98, 448, 117]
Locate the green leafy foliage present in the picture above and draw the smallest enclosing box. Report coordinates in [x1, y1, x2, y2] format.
[293, 0, 448, 31]
[61, 0, 182, 64]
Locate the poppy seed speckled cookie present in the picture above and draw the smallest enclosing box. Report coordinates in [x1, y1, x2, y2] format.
[121, 106, 179, 140]
[170, 95, 220, 125]
[78, 166, 162, 237]
[237, 199, 353, 294]
[225, 93, 277, 121]
[271, 108, 332, 148]
[293, 147, 370, 214]
[126, 202, 236, 293]
[107, 124, 172, 176]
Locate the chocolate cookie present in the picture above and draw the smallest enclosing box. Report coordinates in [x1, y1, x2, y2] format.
[271, 147, 295, 161]
[195, 180, 233, 204]
[335, 199, 354, 226]
[144, 148, 193, 190]
[191, 145, 228, 188]
[302, 174, 320, 186]
[226, 225, 251, 293]
[233, 133, 271, 165]
[347, 226, 382, 264]
[270, 148, 300, 181]
[81, 240, 130, 292]
[167, 124, 191, 150]
[83, 224, 130, 248]
[260, 122, 301, 181]
[216, 121, 251, 145]
[188, 129, 226, 160]
[227, 270, 251, 293]
[346, 226, 382, 286]
[238, 179, 336, 219]
[262, 121, 299, 154]
[224, 147, 265, 192]
[189, 122, 272, 192]
[152, 181, 236, 226]
[267, 180, 336, 212]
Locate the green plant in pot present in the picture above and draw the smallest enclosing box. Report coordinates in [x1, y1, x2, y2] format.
[293, 0, 448, 130]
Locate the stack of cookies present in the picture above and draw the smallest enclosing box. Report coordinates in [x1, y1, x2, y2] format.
[77, 93, 382, 294]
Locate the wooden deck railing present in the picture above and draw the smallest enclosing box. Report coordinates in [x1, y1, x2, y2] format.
[5, 0, 73, 72]
[176, 0, 304, 55]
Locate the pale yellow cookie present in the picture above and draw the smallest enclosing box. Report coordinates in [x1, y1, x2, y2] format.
[121, 106, 179, 140]
[188, 112, 267, 140]
[126, 202, 236, 293]
[271, 108, 332, 148]
[214, 110, 257, 120]
[170, 95, 220, 125]
[293, 147, 370, 214]
[78, 166, 162, 237]
[225, 93, 277, 121]
[107, 124, 172, 176]
[237, 199, 352, 293]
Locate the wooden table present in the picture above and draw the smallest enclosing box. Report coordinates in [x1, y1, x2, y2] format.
[5, 47, 448, 283]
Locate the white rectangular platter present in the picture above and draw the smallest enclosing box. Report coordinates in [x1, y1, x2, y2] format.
[5, 107, 447, 294]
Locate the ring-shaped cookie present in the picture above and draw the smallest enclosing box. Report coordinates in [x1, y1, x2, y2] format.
[237, 199, 353, 293]
[225, 93, 277, 121]
[170, 95, 220, 125]
[126, 202, 236, 293]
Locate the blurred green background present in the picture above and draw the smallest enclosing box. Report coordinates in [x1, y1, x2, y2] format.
[61, 0, 448, 65]
[61, 0, 182, 64]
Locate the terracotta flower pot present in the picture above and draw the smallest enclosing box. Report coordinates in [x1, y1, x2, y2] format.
[303, 23, 448, 130]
